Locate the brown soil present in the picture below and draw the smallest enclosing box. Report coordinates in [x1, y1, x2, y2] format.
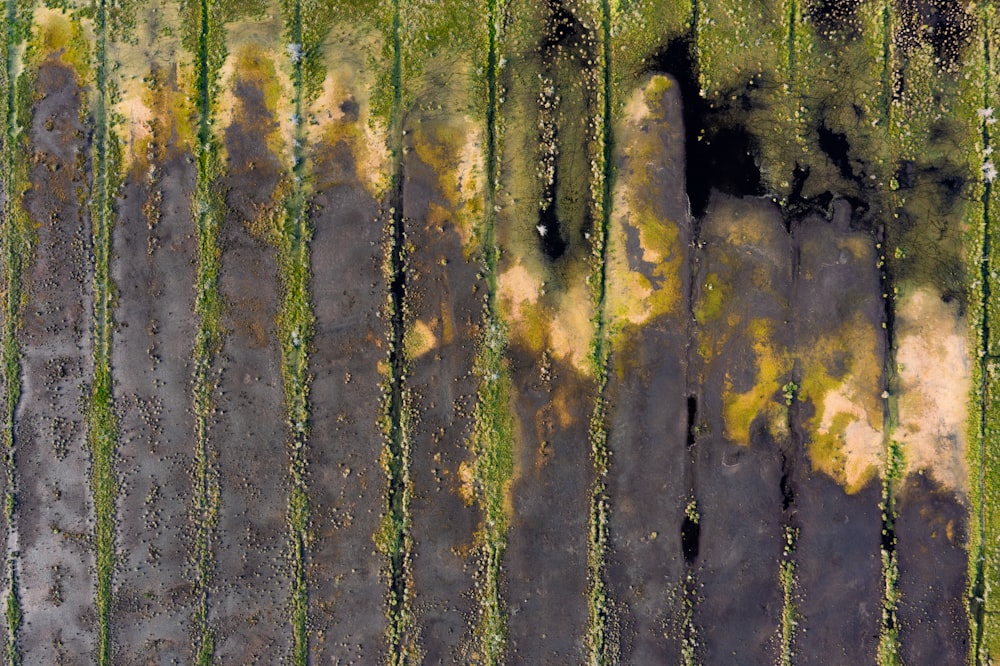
[16, 58, 96, 664]
[305, 139, 387, 663]
[402, 126, 483, 662]
[209, 75, 291, 662]
[109, 116, 198, 660]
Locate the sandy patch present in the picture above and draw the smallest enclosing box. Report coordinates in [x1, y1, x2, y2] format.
[816, 385, 883, 492]
[895, 287, 970, 493]
[404, 318, 438, 360]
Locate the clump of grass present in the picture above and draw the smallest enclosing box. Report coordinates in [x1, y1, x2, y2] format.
[778, 526, 798, 666]
[679, 571, 700, 666]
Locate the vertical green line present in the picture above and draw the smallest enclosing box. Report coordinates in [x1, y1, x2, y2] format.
[190, 0, 223, 661]
[381, 0, 414, 661]
[87, 0, 120, 663]
[972, 12, 993, 665]
[586, 0, 614, 662]
[0, 1, 28, 663]
[280, 0, 312, 662]
[470, 1, 515, 661]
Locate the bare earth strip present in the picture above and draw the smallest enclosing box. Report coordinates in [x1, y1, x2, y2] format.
[896, 475, 970, 662]
[789, 211, 882, 664]
[403, 135, 482, 662]
[109, 128, 198, 659]
[16, 57, 96, 664]
[209, 79, 291, 662]
[307, 139, 387, 662]
[691, 194, 787, 665]
[504, 348, 593, 664]
[604, 75, 690, 663]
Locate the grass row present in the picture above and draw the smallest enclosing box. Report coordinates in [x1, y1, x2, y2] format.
[467, 0, 515, 661]
[185, 0, 226, 659]
[968, 6, 1000, 664]
[87, 1, 123, 662]
[585, 0, 615, 661]
[376, 0, 416, 660]
[276, 0, 316, 661]
[0, 0, 32, 663]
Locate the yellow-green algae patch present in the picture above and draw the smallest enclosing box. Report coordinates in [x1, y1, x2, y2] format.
[798, 311, 884, 494]
[217, 6, 292, 168]
[409, 111, 484, 254]
[605, 75, 684, 335]
[895, 286, 971, 494]
[722, 317, 790, 447]
[699, 198, 791, 446]
[30, 7, 92, 78]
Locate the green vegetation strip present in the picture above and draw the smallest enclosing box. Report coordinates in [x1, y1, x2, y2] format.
[586, 0, 615, 662]
[88, 1, 122, 662]
[969, 7, 1000, 664]
[0, 0, 31, 662]
[376, 0, 415, 660]
[467, 0, 515, 661]
[186, 0, 225, 659]
[778, 526, 798, 666]
[278, 0, 313, 661]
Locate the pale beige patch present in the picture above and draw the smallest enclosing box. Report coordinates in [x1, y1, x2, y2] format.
[818, 385, 883, 492]
[896, 287, 970, 492]
[310, 29, 389, 198]
[549, 280, 595, 373]
[457, 461, 475, 507]
[497, 262, 542, 322]
[404, 319, 438, 360]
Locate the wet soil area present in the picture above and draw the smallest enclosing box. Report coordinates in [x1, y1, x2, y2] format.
[16, 57, 96, 663]
[604, 74, 691, 662]
[787, 210, 884, 663]
[209, 76, 290, 662]
[689, 194, 789, 664]
[306, 139, 387, 663]
[896, 473, 970, 663]
[110, 107, 198, 661]
[505, 349, 593, 664]
[402, 127, 482, 662]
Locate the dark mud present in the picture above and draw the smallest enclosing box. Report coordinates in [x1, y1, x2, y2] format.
[604, 74, 691, 662]
[402, 131, 482, 662]
[110, 110, 198, 660]
[505, 350, 593, 664]
[788, 209, 883, 664]
[209, 77, 290, 662]
[16, 58, 95, 663]
[306, 139, 386, 663]
[896, 474, 970, 663]
[791, 472, 882, 664]
[690, 194, 790, 665]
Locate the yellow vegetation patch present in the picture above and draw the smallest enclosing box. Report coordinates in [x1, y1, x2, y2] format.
[404, 319, 438, 360]
[310, 28, 389, 198]
[606, 76, 685, 335]
[457, 461, 475, 507]
[723, 318, 789, 445]
[799, 311, 884, 493]
[497, 262, 542, 326]
[549, 279, 596, 372]
[217, 38, 290, 166]
[895, 287, 970, 493]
